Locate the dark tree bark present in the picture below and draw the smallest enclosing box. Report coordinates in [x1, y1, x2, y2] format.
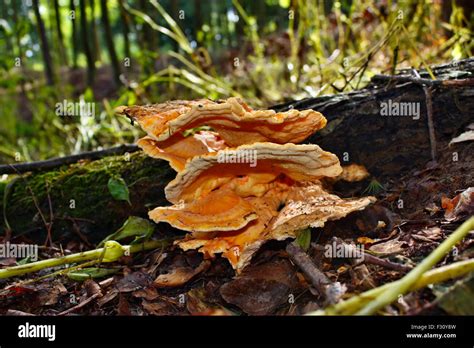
[100, 0, 121, 85]
[12, 0, 23, 61]
[118, 0, 131, 59]
[255, 0, 266, 30]
[234, 1, 244, 44]
[194, 0, 202, 44]
[54, 0, 68, 66]
[70, 0, 78, 68]
[89, 0, 101, 62]
[1, 58, 473, 243]
[139, 0, 155, 75]
[32, 0, 55, 85]
[0, 1, 13, 54]
[80, 0, 95, 87]
[273, 59, 474, 177]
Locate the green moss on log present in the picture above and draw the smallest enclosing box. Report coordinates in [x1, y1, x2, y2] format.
[0, 152, 174, 243]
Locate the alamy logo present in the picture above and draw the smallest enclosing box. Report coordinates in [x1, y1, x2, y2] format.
[0, 243, 38, 261]
[18, 322, 56, 341]
[217, 149, 258, 167]
[324, 241, 364, 260]
[55, 99, 95, 117]
[380, 100, 420, 120]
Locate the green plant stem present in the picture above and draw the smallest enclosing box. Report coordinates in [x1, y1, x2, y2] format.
[311, 257, 474, 315]
[311, 217, 474, 315]
[0, 239, 169, 280]
[355, 216, 474, 315]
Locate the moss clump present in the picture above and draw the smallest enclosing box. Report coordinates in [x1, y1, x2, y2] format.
[0, 152, 174, 243]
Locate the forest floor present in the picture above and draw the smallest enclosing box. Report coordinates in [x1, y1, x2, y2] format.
[0, 131, 472, 316]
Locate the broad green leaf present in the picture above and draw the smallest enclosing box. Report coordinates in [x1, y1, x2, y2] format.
[436, 274, 474, 315]
[108, 176, 131, 204]
[98, 216, 155, 247]
[296, 228, 312, 251]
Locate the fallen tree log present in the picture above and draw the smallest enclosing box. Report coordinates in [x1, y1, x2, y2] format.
[0, 153, 175, 243]
[274, 58, 474, 176]
[1, 58, 473, 243]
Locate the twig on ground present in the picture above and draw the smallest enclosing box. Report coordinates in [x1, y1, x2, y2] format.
[331, 237, 412, 272]
[309, 258, 474, 316]
[44, 182, 54, 247]
[286, 242, 341, 304]
[356, 217, 474, 315]
[423, 86, 437, 161]
[58, 292, 102, 316]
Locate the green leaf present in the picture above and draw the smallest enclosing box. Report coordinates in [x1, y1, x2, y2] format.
[67, 267, 119, 282]
[16, 256, 32, 265]
[363, 179, 385, 195]
[436, 274, 474, 315]
[98, 216, 155, 247]
[108, 176, 131, 204]
[296, 228, 312, 251]
[279, 0, 291, 8]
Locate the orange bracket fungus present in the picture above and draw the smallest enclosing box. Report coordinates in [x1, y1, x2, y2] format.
[118, 98, 375, 272]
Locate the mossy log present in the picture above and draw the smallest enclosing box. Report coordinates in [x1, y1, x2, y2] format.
[1, 58, 473, 243]
[1, 152, 175, 243]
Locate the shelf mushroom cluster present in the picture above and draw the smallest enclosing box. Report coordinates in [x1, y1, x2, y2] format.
[118, 98, 375, 271]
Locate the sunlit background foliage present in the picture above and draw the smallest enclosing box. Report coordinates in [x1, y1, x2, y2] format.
[0, 0, 472, 163]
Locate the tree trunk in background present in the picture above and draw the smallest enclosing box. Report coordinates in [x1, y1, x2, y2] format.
[11, 0, 23, 62]
[118, 0, 131, 59]
[0, 1, 13, 53]
[32, 0, 55, 85]
[54, 0, 68, 66]
[80, 0, 95, 87]
[194, 0, 202, 44]
[255, 0, 266, 30]
[290, 0, 300, 33]
[139, 0, 155, 75]
[89, 0, 101, 63]
[1, 58, 473, 243]
[100, 0, 121, 85]
[235, 1, 244, 44]
[170, 0, 180, 51]
[70, 0, 78, 68]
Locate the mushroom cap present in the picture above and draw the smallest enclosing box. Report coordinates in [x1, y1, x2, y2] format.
[148, 188, 258, 232]
[117, 97, 327, 146]
[137, 131, 226, 171]
[165, 142, 342, 204]
[337, 164, 370, 182]
[177, 183, 375, 271]
[270, 183, 376, 238]
[177, 186, 287, 271]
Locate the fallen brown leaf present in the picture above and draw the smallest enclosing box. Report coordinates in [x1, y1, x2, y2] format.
[442, 187, 474, 221]
[117, 271, 153, 292]
[219, 259, 298, 315]
[154, 260, 210, 288]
